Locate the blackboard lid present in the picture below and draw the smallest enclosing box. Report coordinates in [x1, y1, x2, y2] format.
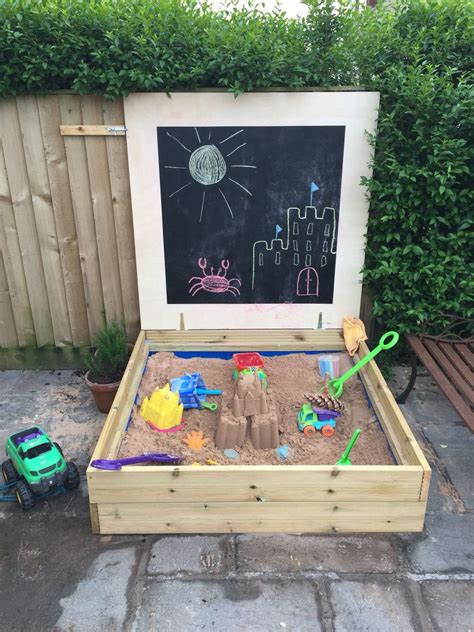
[124, 91, 379, 330]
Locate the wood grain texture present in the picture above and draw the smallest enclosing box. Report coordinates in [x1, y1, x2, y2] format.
[87, 465, 424, 503]
[97, 500, 426, 534]
[356, 341, 430, 471]
[90, 503, 100, 534]
[103, 99, 140, 338]
[16, 96, 72, 346]
[0, 98, 54, 345]
[90, 331, 146, 461]
[82, 96, 123, 325]
[1, 96, 144, 348]
[0, 249, 17, 346]
[60, 95, 106, 338]
[146, 328, 345, 350]
[87, 331, 430, 534]
[38, 95, 90, 347]
[0, 137, 34, 346]
[60, 124, 126, 136]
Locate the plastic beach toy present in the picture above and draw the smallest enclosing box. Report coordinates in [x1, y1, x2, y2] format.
[90, 453, 183, 470]
[325, 331, 399, 397]
[232, 352, 265, 372]
[335, 429, 361, 465]
[318, 354, 340, 379]
[170, 373, 221, 411]
[140, 383, 184, 432]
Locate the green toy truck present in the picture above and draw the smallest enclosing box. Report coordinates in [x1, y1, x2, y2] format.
[1, 427, 80, 511]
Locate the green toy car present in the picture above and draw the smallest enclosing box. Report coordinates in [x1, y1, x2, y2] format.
[1, 426, 80, 511]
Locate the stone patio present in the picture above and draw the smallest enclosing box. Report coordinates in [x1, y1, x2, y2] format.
[0, 367, 472, 631]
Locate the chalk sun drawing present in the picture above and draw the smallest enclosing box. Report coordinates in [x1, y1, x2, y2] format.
[189, 144, 227, 185]
[164, 127, 256, 222]
[188, 258, 241, 297]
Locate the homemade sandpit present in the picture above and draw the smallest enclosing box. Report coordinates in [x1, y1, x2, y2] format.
[119, 352, 395, 466]
[87, 93, 430, 534]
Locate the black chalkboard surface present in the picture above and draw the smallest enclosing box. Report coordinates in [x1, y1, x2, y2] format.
[157, 126, 345, 304]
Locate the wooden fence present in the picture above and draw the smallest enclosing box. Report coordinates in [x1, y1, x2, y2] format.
[0, 93, 374, 351]
[0, 95, 140, 348]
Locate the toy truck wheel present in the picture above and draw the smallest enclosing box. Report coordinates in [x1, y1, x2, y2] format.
[64, 462, 80, 490]
[321, 425, 335, 437]
[303, 426, 316, 436]
[15, 481, 36, 511]
[2, 459, 20, 484]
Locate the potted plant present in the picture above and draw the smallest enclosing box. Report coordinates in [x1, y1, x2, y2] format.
[85, 322, 130, 413]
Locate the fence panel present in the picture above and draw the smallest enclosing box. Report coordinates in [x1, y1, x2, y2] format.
[0, 95, 140, 348]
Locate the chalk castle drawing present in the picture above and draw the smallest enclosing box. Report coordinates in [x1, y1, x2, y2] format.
[251, 205, 337, 295]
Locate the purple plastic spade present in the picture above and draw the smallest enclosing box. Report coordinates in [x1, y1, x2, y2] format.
[90, 452, 182, 470]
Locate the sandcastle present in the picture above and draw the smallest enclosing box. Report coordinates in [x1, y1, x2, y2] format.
[216, 369, 279, 450]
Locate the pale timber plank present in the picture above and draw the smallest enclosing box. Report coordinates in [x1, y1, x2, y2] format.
[82, 96, 123, 325]
[97, 500, 426, 534]
[88, 465, 423, 503]
[90, 503, 100, 534]
[0, 98, 53, 345]
[103, 99, 140, 339]
[0, 249, 18, 347]
[90, 332, 146, 461]
[59, 95, 106, 338]
[60, 124, 126, 136]
[356, 341, 430, 471]
[38, 95, 90, 346]
[146, 329, 345, 350]
[16, 96, 72, 346]
[0, 136, 34, 346]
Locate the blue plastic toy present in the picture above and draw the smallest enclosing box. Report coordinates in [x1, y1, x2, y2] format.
[170, 373, 222, 411]
[298, 404, 342, 437]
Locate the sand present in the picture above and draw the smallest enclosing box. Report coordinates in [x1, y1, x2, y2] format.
[119, 352, 395, 466]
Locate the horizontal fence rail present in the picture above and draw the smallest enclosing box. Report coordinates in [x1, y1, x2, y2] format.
[0, 95, 140, 348]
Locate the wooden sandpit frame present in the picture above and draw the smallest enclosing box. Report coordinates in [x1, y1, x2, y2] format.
[87, 329, 431, 535]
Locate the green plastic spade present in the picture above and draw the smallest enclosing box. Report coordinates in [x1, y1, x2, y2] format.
[326, 331, 399, 397]
[336, 429, 361, 465]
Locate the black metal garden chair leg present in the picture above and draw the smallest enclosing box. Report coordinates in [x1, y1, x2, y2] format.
[396, 351, 417, 404]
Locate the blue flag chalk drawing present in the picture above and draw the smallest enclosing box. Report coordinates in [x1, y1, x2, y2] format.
[310, 181, 319, 206]
[275, 224, 283, 239]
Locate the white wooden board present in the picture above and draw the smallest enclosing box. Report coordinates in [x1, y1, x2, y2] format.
[124, 91, 379, 330]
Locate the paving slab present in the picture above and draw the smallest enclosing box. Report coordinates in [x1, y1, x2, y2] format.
[133, 579, 321, 632]
[401, 512, 474, 573]
[0, 485, 142, 632]
[236, 534, 400, 573]
[147, 536, 235, 575]
[0, 367, 472, 632]
[55, 548, 137, 632]
[0, 369, 23, 394]
[0, 370, 105, 466]
[330, 580, 419, 632]
[421, 581, 474, 632]
[425, 464, 465, 515]
[404, 375, 462, 424]
[422, 423, 473, 510]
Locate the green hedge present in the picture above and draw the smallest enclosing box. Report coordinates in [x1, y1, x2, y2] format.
[355, 1, 474, 331]
[1, 0, 472, 332]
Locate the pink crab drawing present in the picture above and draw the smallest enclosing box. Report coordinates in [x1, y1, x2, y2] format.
[188, 258, 241, 297]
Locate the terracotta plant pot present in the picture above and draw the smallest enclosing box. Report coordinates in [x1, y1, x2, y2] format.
[85, 371, 122, 414]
